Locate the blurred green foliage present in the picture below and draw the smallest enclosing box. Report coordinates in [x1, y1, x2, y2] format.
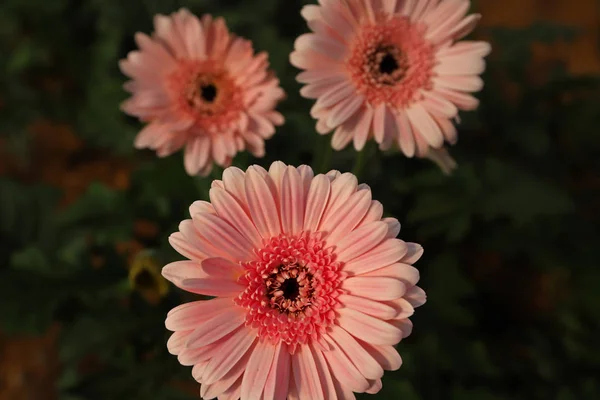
[1, 0, 599, 399]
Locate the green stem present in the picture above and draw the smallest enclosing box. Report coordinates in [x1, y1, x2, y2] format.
[318, 144, 333, 174]
[313, 134, 333, 174]
[352, 144, 370, 180]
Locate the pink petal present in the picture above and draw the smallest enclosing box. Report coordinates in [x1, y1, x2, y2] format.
[200, 257, 244, 279]
[327, 94, 364, 128]
[202, 330, 257, 385]
[356, 200, 383, 229]
[321, 173, 358, 221]
[390, 318, 414, 338]
[405, 285, 427, 308]
[329, 325, 385, 380]
[222, 166, 249, 207]
[336, 221, 388, 263]
[168, 232, 206, 261]
[180, 276, 243, 297]
[435, 86, 480, 110]
[425, 0, 470, 43]
[337, 307, 403, 345]
[268, 161, 287, 194]
[245, 166, 282, 238]
[421, 90, 459, 118]
[331, 124, 354, 151]
[387, 297, 415, 319]
[161, 260, 206, 289]
[300, 4, 321, 21]
[189, 200, 215, 216]
[178, 333, 230, 367]
[291, 344, 325, 399]
[193, 212, 254, 262]
[166, 330, 192, 355]
[239, 339, 277, 399]
[448, 13, 482, 40]
[352, 105, 373, 151]
[360, 341, 403, 371]
[383, 217, 401, 238]
[280, 167, 305, 235]
[303, 174, 331, 232]
[438, 40, 492, 58]
[183, 136, 210, 175]
[309, 344, 338, 399]
[186, 306, 246, 348]
[366, 378, 383, 394]
[406, 103, 444, 147]
[338, 294, 398, 320]
[263, 342, 291, 400]
[209, 187, 262, 248]
[342, 276, 407, 301]
[165, 298, 233, 331]
[202, 342, 255, 399]
[435, 54, 486, 76]
[322, 335, 370, 392]
[321, 189, 372, 245]
[402, 242, 424, 264]
[433, 75, 484, 92]
[343, 238, 408, 275]
[362, 262, 420, 286]
[192, 360, 210, 382]
[372, 103, 386, 144]
[297, 165, 314, 195]
[397, 111, 416, 158]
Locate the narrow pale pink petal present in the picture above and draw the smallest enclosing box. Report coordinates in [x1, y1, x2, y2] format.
[322, 335, 370, 392]
[336, 221, 388, 262]
[338, 294, 397, 320]
[209, 187, 262, 248]
[161, 260, 206, 288]
[186, 307, 246, 348]
[337, 307, 403, 345]
[303, 174, 331, 232]
[193, 212, 254, 262]
[167, 330, 192, 355]
[291, 344, 325, 399]
[280, 167, 305, 235]
[168, 232, 206, 261]
[321, 189, 372, 244]
[202, 330, 256, 385]
[245, 167, 282, 238]
[239, 339, 277, 399]
[342, 276, 407, 301]
[404, 285, 427, 307]
[165, 298, 233, 331]
[343, 239, 409, 275]
[329, 325, 385, 380]
[309, 344, 338, 400]
[263, 342, 291, 400]
[402, 242, 424, 264]
[362, 263, 421, 286]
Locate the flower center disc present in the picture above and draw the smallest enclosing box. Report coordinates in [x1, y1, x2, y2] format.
[265, 263, 314, 314]
[200, 83, 218, 103]
[235, 233, 344, 352]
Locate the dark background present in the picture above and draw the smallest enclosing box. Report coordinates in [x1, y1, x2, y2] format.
[1, 0, 599, 399]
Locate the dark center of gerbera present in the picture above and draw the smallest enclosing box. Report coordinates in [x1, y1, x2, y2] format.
[379, 53, 399, 74]
[199, 83, 218, 103]
[367, 45, 408, 86]
[280, 278, 301, 300]
[265, 263, 314, 314]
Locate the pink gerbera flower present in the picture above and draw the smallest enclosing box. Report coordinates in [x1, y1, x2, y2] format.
[163, 162, 426, 399]
[291, 0, 491, 163]
[120, 9, 285, 176]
